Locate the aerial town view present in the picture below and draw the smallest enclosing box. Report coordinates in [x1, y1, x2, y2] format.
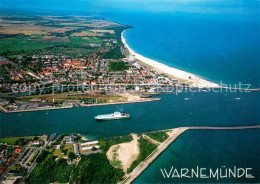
[0, 15, 164, 113]
[0, 0, 259, 184]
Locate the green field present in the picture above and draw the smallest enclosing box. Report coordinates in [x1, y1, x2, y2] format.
[0, 15, 130, 58]
[109, 145, 122, 169]
[0, 15, 131, 61]
[69, 36, 102, 45]
[145, 131, 169, 143]
[0, 136, 33, 145]
[0, 36, 52, 53]
[51, 144, 74, 158]
[0, 35, 103, 54]
[99, 135, 133, 152]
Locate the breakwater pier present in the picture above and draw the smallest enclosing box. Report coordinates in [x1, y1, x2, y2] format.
[121, 125, 260, 184]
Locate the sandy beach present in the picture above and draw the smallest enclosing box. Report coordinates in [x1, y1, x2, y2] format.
[121, 31, 220, 88]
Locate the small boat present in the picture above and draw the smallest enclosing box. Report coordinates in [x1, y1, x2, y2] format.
[95, 111, 130, 121]
[184, 98, 190, 101]
[139, 94, 152, 98]
[235, 98, 241, 100]
[201, 89, 208, 92]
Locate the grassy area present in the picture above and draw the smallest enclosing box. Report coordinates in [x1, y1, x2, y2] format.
[0, 36, 53, 54]
[127, 137, 158, 173]
[0, 15, 128, 60]
[0, 136, 33, 145]
[52, 144, 74, 158]
[69, 36, 102, 45]
[0, 35, 104, 54]
[64, 144, 73, 152]
[0, 137, 20, 145]
[145, 131, 169, 143]
[109, 145, 122, 169]
[52, 150, 64, 158]
[99, 135, 133, 153]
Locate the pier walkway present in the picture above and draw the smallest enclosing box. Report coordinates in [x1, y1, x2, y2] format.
[120, 125, 260, 184]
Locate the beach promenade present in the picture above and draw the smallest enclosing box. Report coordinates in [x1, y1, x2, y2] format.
[120, 125, 260, 184]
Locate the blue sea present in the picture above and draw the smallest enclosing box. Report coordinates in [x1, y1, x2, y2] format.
[0, 0, 259, 183]
[0, 92, 259, 183]
[101, 0, 260, 88]
[100, 1, 260, 182]
[134, 129, 260, 183]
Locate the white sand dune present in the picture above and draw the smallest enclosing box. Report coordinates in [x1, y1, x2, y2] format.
[121, 31, 220, 88]
[107, 134, 139, 173]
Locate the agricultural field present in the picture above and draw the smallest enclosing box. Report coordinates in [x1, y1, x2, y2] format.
[0, 15, 129, 57]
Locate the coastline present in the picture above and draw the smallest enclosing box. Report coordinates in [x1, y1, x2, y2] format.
[0, 104, 73, 114]
[0, 98, 161, 114]
[121, 31, 220, 88]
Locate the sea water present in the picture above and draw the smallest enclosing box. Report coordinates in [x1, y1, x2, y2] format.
[102, 0, 260, 88]
[0, 0, 259, 182]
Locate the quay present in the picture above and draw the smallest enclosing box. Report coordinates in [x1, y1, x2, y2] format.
[80, 98, 161, 107]
[0, 104, 73, 114]
[0, 105, 8, 113]
[120, 125, 260, 184]
[0, 98, 160, 113]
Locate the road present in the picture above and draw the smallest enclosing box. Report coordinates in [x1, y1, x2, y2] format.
[0, 148, 25, 181]
[19, 133, 56, 184]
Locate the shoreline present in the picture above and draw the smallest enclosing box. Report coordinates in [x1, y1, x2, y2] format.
[0, 104, 73, 114]
[0, 98, 161, 113]
[121, 31, 220, 88]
